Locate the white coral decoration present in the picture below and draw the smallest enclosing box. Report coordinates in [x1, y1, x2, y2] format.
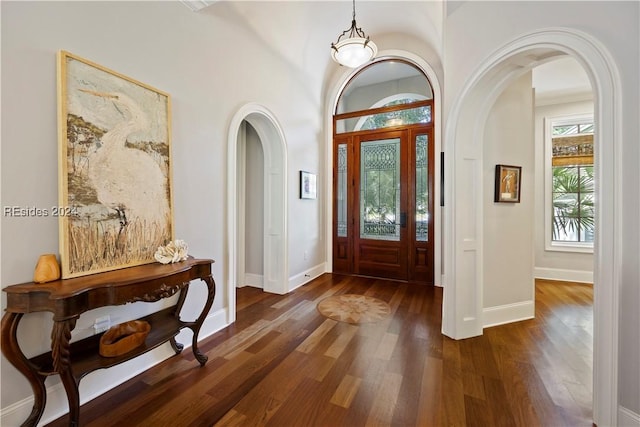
[154, 239, 189, 264]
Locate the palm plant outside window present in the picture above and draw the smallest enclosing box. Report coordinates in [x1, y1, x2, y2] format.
[551, 120, 594, 244]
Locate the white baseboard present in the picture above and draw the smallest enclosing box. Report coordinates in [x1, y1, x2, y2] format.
[483, 300, 534, 328]
[0, 307, 230, 427]
[534, 267, 593, 283]
[288, 263, 327, 292]
[243, 273, 264, 289]
[620, 406, 640, 427]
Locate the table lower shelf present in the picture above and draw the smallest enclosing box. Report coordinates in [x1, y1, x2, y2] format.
[30, 307, 189, 380]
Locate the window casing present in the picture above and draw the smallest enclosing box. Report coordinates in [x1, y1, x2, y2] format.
[545, 115, 594, 253]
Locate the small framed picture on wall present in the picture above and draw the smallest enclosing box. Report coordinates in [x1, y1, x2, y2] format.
[494, 164, 522, 203]
[300, 171, 317, 199]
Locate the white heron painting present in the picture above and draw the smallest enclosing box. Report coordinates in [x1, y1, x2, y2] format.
[58, 51, 173, 278]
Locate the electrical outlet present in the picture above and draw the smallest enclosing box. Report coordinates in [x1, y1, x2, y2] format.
[304, 250, 308, 260]
[93, 315, 111, 334]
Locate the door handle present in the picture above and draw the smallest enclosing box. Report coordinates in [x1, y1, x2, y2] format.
[400, 212, 407, 228]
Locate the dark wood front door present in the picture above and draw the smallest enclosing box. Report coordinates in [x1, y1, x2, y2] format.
[333, 127, 434, 284]
[354, 131, 409, 280]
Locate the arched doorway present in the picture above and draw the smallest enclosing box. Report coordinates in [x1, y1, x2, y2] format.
[227, 104, 288, 322]
[443, 29, 621, 426]
[326, 52, 443, 288]
[331, 59, 437, 285]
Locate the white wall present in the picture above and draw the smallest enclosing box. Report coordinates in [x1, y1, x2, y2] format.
[534, 99, 594, 282]
[444, 0, 639, 417]
[244, 123, 264, 282]
[1, 1, 447, 421]
[3, 0, 637, 422]
[0, 1, 328, 421]
[482, 73, 535, 321]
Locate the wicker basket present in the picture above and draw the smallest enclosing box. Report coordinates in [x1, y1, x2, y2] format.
[99, 320, 151, 357]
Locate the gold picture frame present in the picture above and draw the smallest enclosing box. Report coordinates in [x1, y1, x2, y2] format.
[494, 164, 522, 203]
[57, 51, 174, 278]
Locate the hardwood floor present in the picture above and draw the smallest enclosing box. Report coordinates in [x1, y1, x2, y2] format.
[46, 275, 593, 427]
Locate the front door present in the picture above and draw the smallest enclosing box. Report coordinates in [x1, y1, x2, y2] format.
[333, 127, 434, 284]
[355, 131, 408, 280]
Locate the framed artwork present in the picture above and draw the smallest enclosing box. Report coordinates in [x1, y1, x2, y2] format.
[57, 51, 174, 278]
[494, 164, 522, 203]
[300, 171, 317, 199]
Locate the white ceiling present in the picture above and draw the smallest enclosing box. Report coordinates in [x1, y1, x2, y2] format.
[181, 1, 592, 105]
[344, 55, 594, 106]
[532, 56, 593, 104]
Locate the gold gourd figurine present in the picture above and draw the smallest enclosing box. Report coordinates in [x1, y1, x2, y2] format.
[33, 254, 61, 283]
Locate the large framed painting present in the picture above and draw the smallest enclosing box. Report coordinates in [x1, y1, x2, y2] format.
[57, 51, 174, 278]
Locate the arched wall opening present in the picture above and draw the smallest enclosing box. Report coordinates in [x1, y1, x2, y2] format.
[227, 104, 289, 323]
[442, 28, 621, 426]
[325, 50, 444, 286]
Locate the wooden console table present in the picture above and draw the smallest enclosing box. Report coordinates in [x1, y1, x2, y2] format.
[1, 257, 215, 427]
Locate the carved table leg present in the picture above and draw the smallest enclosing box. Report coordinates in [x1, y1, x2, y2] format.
[190, 275, 216, 366]
[59, 368, 80, 427]
[173, 282, 189, 317]
[169, 337, 184, 354]
[51, 318, 80, 427]
[169, 282, 189, 354]
[1, 313, 47, 427]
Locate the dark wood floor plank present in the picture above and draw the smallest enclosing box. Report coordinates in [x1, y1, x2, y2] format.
[416, 355, 443, 427]
[464, 394, 496, 427]
[266, 376, 342, 427]
[213, 409, 247, 427]
[45, 276, 593, 427]
[441, 337, 468, 426]
[365, 371, 403, 426]
[296, 318, 338, 353]
[482, 376, 519, 427]
[234, 286, 270, 311]
[330, 374, 362, 408]
[223, 350, 311, 426]
[488, 337, 543, 427]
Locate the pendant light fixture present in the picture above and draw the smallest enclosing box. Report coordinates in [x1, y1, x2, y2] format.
[330, 0, 378, 68]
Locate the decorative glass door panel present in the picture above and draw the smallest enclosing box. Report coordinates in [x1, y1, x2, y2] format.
[360, 138, 401, 241]
[332, 137, 352, 274]
[415, 135, 428, 241]
[353, 132, 408, 281]
[332, 128, 434, 284]
[408, 131, 433, 283]
[337, 143, 348, 238]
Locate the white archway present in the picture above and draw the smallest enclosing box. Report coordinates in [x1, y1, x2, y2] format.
[443, 28, 621, 426]
[325, 50, 444, 286]
[227, 103, 289, 323]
